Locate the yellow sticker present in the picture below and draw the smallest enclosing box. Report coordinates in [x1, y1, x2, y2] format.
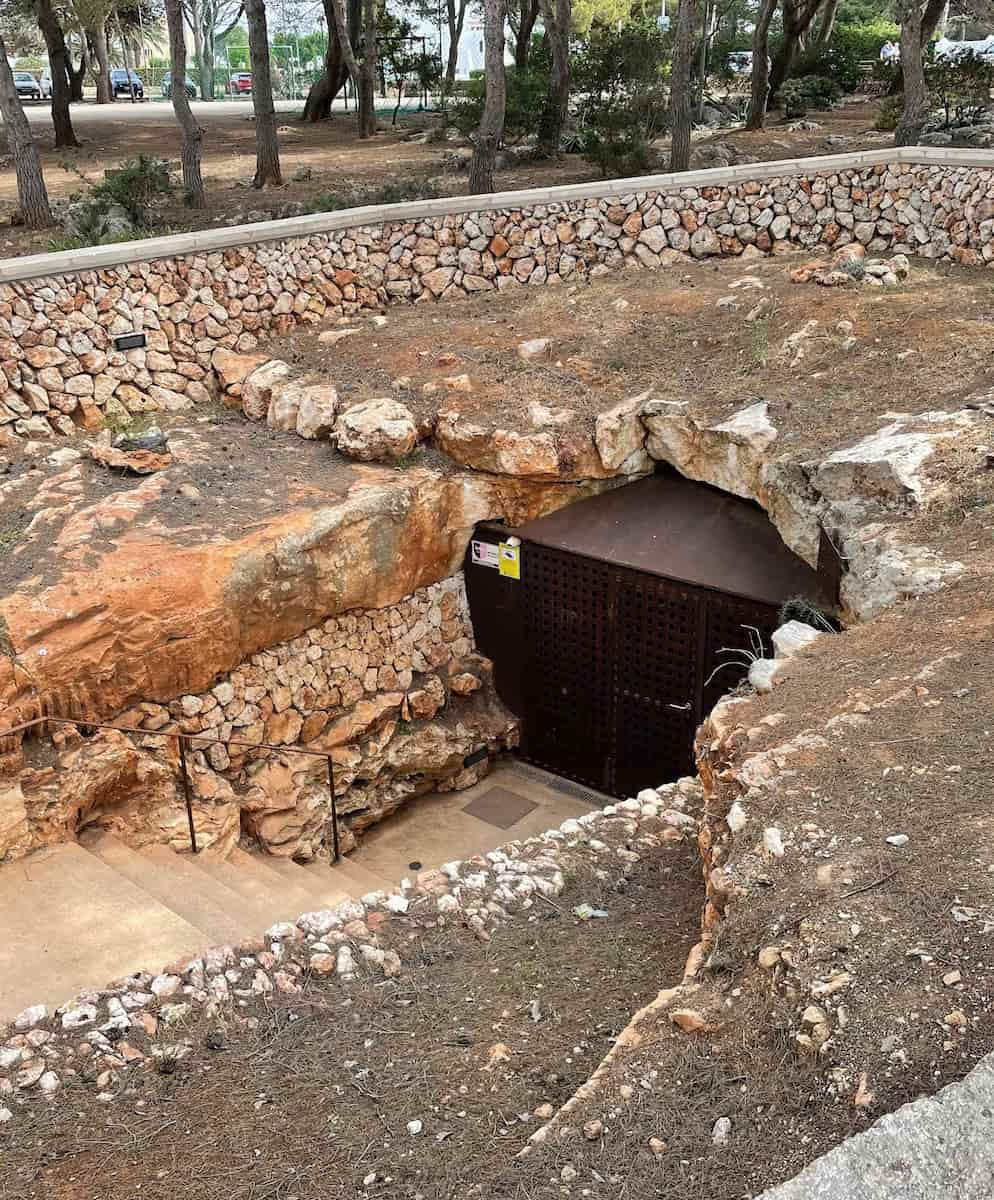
[498, 542, 521, 580]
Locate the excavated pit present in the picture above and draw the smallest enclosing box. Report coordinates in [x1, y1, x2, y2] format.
[2, 250, 993, 1197]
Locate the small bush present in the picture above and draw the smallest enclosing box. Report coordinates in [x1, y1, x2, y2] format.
[780, 75, 844, 118]
[926, 50, 994, 128]
[874, 94, 902, 132]
[449, 62, 551, 147]
[91, 155, 174, 227]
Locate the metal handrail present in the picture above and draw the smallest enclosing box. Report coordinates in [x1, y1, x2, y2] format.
[0, 715, 340, 862]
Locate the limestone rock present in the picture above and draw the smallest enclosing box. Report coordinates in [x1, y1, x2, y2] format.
[242, 360, 292, 421]
[90, 443, 172, 475]
[334, 397, 418, 461]
[241, 757, 334, 860]
[212, 348, 269, 390]
[772, 620, 822, 659]
[594, 389, 652, 473]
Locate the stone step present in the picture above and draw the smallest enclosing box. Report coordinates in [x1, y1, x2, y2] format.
[141, 843, 261, 945]
[186, 848, 314, 930]
[0, 842, 207, 1021]
[247, 854, 350, 910]
[82, 832, 252, 949]
[306, 854, 395, 899]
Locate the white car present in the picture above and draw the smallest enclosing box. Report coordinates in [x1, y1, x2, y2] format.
[39, 71, 52, 98]
[727, 51, 752, 74]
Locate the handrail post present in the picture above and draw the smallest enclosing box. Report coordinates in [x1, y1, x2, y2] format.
[177, 735, 198, 855]
[327, 755, 340, 863]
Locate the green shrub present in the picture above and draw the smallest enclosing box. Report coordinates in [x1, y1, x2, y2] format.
[874, 94, 902, 131]
[573, 20, 670, 179]
[926, 50, 994, 128]
[792, 20, 899, 93]
[449, 62, 551, 146]
[780, 75, 844, 117]
[90, 155, 174, 227]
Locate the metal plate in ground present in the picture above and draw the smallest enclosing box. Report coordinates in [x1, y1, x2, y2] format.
[462, 787, 539, 830]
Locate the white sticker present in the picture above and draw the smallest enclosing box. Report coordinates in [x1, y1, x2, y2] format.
[471, 540, 500, 569]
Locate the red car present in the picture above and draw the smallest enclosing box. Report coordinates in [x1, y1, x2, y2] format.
[227, 72, 252, 94]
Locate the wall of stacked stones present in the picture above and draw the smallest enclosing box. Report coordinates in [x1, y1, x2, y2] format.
[119, 575, 478, 769]
[2, 154, 993, 444]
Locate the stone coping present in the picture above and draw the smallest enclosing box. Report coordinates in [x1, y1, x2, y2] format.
[2, 145, 992, 286]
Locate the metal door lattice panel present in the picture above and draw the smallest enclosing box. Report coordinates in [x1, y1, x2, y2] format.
[613, 571, 701, 798]
[702, 592, 779, 719]
[520, 545, 615, 793]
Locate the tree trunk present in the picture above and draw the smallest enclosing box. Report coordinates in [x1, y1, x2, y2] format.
[326, 0, 363, 126]
[244, 0, 282, 185]
[669, 0, 697, 171]
[468, 0, 506, 193]
[536, 0, 570, 157]
[90, 23, 112, 104]
[302, 0, 348, 120]
[68, 36, 88, 103]
[120, 32, 139, 102]
[745, 0, 778, 129]
[888, 0, 946, 98]
[895, 1, 929, 145]
[514, 0, 540, 71]
[0, 32, 53, 229]
[358, 0, 377, 137]
[443, 0, 468, 98]
[768, 0, 824, 99]
[814, 0, 838, 47]
[35, 0, 79, 148]
[165, 0, 206, 207]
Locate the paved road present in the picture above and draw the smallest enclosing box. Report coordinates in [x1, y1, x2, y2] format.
[18, 98, 315, 128]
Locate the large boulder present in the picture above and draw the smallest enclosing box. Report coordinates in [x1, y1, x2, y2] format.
[267, 379, 339, 440]
[241, 756, 340, 860]
[241, 360, 292, 421]
[212, 348, 269, 392]
[334, 397, 419, 461]
[435, 409, 628, 481]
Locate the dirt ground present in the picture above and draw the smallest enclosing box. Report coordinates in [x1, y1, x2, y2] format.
[271, 249, 994, 454]
[0, 96, 890, 261]
[0, 833, 703, 1200]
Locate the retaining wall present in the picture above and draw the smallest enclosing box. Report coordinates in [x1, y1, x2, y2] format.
[2, 147, 994, 443]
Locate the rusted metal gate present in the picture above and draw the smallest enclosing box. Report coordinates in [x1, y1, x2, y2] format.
[466, 470, 838, 799]
[517, 548, 781, 795]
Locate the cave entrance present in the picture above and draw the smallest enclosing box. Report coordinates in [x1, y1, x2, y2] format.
[466, 469, 839, 799]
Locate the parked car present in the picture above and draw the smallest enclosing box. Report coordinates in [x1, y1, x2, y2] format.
[39, 70, 52, 98]
[227, 72, 253, 94]
[161, 71, 196, 99]
[110, 68, 144, 98]
[726, 51, 752, 74]
[13, 71, 42, 101]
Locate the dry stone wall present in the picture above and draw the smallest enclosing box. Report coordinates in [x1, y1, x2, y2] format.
[3, 152, 994, 446]
[68, 575, 512, 862]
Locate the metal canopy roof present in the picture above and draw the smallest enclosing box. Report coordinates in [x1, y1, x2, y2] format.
[515, 470, 833, 609]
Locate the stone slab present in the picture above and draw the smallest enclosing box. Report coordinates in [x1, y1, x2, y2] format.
[759, 1054, 994, 1199]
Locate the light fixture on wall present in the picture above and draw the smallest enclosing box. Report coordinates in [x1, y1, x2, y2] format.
[113, 332, 147, 351]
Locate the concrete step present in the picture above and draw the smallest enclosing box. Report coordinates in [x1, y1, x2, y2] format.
[82, 832, 251, 949]
[0, 842, 208, 1021]
[303, 854, 395, 898]
[247, 853, 350, 910]
[186, 847, 314, 930]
